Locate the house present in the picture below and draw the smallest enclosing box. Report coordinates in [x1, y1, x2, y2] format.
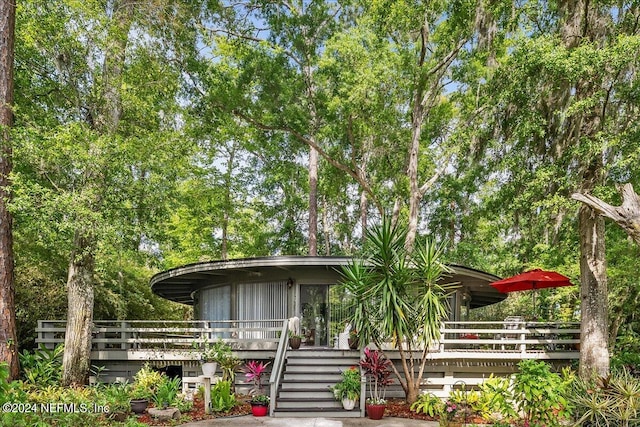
[149, 255, 508, 346]
[36, 256, 579, 417]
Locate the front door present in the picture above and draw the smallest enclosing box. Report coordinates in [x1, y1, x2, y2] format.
[299, 284, 328, 346]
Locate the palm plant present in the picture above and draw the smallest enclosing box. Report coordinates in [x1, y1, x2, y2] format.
[339, 217, 455, 404]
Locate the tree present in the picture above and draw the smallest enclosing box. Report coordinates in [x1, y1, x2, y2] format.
[0, 0, 17, 381]
[194, 0, 349, 256]
[339, 217, 455, 404]
[464, 1, 640, 378]
[14, 0, 197, 384]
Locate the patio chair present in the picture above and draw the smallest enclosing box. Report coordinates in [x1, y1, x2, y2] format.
[498, 316, 524, 350]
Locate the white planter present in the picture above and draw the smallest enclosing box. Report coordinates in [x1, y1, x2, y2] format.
[201, 362, 217, 377]
[342, 398, 357, 410]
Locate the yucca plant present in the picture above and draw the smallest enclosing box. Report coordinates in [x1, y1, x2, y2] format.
[339, 217, 455, 404]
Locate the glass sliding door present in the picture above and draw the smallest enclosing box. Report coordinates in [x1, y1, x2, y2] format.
[300, 284, 328, 346]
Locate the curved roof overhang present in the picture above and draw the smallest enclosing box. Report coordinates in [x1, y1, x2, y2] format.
[150, 256, 506, 308]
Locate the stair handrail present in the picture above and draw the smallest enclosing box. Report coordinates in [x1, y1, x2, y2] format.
[268, 318, 290, 416]
[359, 346, 366, 417]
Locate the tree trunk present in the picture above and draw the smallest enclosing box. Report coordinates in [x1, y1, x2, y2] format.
[0, 0, 17, 381]
[308, 145, 318, 256]
[62, 230, 95, 386]
[578, 204, 610, 379]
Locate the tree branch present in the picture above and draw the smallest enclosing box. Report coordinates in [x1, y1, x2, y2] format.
[572, 183, 640, 246]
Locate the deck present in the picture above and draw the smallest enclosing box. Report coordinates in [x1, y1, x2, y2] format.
[36, 318, 580, 385]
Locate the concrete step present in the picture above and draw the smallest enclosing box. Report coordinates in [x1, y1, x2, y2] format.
[272, 407, 362, 418]
[277, 388, 334, 399]
[276, 397, 342, 409]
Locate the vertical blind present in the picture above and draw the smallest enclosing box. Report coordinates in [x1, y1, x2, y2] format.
[237, 281, 288, 339]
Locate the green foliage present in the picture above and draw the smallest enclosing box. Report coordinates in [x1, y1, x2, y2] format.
[474, 362, 572, 426]
[217, 353, 242, 385]
[131, 364, 164, 399]
[476, 375, 517, 421]
[512, 360, 572, 426]
[101, 382, 131, 413]
[19, 344, 63, 387]
[151, 375, 181, 409]
[340, 218, 454, 402]
[330, 367, 361, 401]
[0, 363, 9, 404]
[250, 394, 269, 405]
[200, 340, 232, 364]
[570, 368, 640, 426]
[410, 392, 442, 417]
[210, 380, 237, 413]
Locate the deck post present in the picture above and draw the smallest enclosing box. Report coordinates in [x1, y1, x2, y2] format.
[120, 321, 128, 350]
[520, 322, 526, 355]
[203, 376, 211, 414]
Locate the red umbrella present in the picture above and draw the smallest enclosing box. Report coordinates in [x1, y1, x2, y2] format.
[490, 269, 574, 314]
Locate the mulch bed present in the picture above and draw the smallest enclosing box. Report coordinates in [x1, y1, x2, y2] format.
[135, 397, 252, 426]
[134, 397, 489, 425]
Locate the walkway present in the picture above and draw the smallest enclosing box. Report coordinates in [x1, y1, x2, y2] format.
[178, 416, 438, 427]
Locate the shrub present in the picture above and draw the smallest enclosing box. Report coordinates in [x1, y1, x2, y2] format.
[131, 363, 164, 399]
[359, 347, 393, 404]
[570, 368, 640, 426]
[476, 374, 517, 421]
[101, 382, 132, 414]
[512, 360, 572, 426]
[410, 392, 442, 417]
[210, 380, 237, 412]
[243, 360, 270, 395]
[330, 367, 361, 401]
[152, 375, 181, 408]
[19, 344, 63, 387]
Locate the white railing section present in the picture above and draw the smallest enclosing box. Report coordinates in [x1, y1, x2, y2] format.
[269, 319, 290, 416]
[36, 319, 287, 352]
[439, 321, 580, 354]
[36, 319, 581, 357]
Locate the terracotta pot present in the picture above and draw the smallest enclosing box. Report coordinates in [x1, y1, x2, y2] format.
[289, 336, 302, 350]
[366, 403, 385, 420]
[251, 403, 269, 417]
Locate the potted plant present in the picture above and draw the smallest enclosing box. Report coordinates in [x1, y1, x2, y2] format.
[330, 366, 361, 410]
[129, 384, 150, 414]
[129, 364, 163, 414]
[360, 347, 393, 420]
[199, 339, 232, 377]
[288, 331, 303, 350]
[348, 329, 359, 349]
[243, 360, 271, 417]
[249, 393, 270, 416]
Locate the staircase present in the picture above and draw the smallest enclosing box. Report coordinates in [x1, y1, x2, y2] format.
[272, 348, 362, 418]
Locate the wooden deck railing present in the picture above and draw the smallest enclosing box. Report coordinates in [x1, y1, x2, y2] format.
[36, 319, 581, 360]
[36, 319, 286, 353]
[438, 320, 580, 358]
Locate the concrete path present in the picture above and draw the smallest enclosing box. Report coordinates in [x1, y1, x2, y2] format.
[178, 416, 438, 427]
